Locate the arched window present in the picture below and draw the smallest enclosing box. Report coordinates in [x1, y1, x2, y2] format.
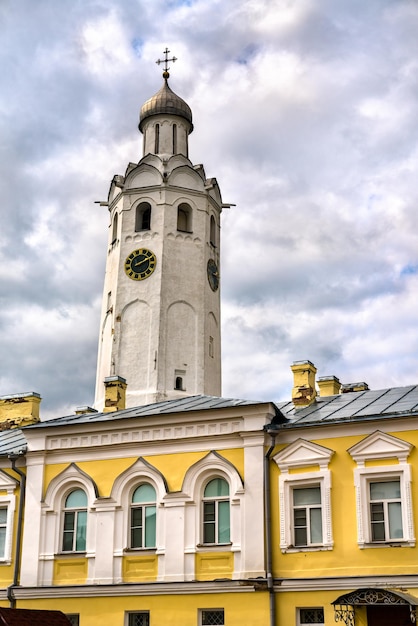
[210, 215, 216, 247]
[130, 484, 156, 548]
[62, 489, 87, 553]
[112, 212, 118, 244]
[177, 203, 192, 233]
[173, 124, 177, 154]
[155, 124, 160, 154]
[202, 478, 230, 544]
[135, 202, 152, 231]
[175, 376, 183, 390]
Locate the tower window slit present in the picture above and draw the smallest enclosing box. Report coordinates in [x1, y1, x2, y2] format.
[175, 376, 183, 390]
[155, 123, 160, 154]
[173, 124, 177, 154]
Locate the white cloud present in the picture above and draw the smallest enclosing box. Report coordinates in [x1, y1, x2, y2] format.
[0, 0, 417, 416]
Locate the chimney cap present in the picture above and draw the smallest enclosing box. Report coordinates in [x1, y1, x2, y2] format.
[104, 376, 127, 384]
[341, 382, 369, 393]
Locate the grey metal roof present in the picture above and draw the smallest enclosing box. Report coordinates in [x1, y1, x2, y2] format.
[24, 394, 268, 429]
[277, 384, 418, 427]
[0, 428, 27, 457]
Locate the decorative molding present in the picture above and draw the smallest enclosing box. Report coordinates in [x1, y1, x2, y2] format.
[348, 430, 413, 465]
[46, 421, 243, 451]
[11, 580, 256, 599]
[273, 438, 334, 472]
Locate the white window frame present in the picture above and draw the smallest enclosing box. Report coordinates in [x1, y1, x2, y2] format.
[348, 431, 415, 548]
[297, 607, 324, 625]
[292, 483, 323, 548]
[354, 466, 413, 547]
[273, 439, 334, 553]
[202, 477, 230, 546]
[0, 494, 16, 563]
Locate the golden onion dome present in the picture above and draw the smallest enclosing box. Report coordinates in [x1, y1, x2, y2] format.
[139, 77, 193, 133]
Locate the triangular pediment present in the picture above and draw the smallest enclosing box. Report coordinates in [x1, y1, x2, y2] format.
[0, 470, 18, 494]
[273, 438, 334, 471]
[348, 430, 413, 463]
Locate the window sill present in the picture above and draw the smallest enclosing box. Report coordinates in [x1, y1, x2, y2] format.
[196, 543, 232, 550]
[123, 547, 157, 554]
[281, 545, 333, 554]
[55, 552, 87, 558]
[359, 540, 415, 549]
[177, 229, 193, 234]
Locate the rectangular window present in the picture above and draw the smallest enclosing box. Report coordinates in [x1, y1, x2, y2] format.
[62, 510, 87, 552]
[298, 607, 324, 624]
[200, 609, 224, 626]
[128, 612, 150, 626]
[0, 508, 8, 558]
[369, 480, 403, 541]
[203, 501, 230, 544]
[131, 506, 156, 548]
[293, 486, 323, 546]
[66, 615, 80, 626]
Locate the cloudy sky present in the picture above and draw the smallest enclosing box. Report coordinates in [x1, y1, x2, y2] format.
[1, 0, 417, 418]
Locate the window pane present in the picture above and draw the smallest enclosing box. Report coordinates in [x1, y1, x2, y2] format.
[370, 481, 400, 500]
[371, 503, 385, 541]
[294, 487, 321, 506]
[75, 510, 87, 551]
[294, 508, 307, 546]
[66, 489, 87, 508]
[0, 527, 6, 558]
[145, 506, 156, 547]
[204, 478, 229, 498]
[0, 508, 7, 525]
[62, 530, 74, 552]
[131, 507, 143, 528]
[310, 508, 323, 543]
[132, 484, 156, 504]
[218, 501, 230, 543]
[131, 528, 143, 548]
[203, 502, 215, 543]
[388, 501, 403, 539]
[64, 511, 75, 531]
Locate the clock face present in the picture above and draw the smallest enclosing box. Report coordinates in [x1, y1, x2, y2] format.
[124, 248, 157, 281]
[207, 258, 219, 292]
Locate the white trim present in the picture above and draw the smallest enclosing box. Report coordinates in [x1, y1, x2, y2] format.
[273, 440, 334, 553]
[349, 431, 415, 548]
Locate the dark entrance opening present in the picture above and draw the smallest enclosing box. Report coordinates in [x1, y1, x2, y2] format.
[367, 604, 412, 626]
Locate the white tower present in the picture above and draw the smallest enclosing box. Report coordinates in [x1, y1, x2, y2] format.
[94, 55, 223, 410]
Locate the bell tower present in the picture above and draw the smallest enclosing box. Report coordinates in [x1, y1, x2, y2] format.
[94, 51, 223, 410]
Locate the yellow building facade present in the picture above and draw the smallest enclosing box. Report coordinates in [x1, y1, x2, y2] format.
[0, 362, 418, 625]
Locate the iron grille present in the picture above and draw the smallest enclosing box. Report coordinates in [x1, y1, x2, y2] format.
[66, 616, 80, 626]
[300, 608, 324, 624]
[201, 609, 224, 625]
[129, 612, 150, 626]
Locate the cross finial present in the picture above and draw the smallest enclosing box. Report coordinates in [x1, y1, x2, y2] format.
[156, 47, 177, 79]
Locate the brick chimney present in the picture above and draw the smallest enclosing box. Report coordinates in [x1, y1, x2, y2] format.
[291, 360, 317, 407]
[317, 375, 341, 397]
[103, 376, 127, 413]
[0, 392, 41, 428]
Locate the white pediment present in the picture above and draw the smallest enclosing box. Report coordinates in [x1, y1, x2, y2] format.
[348, 430, 413, 464]
[273, 438, 334, 471]
[0, 470, 18, 494]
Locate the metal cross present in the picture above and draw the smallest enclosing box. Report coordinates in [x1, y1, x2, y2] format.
[156, 48, 177, 73]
